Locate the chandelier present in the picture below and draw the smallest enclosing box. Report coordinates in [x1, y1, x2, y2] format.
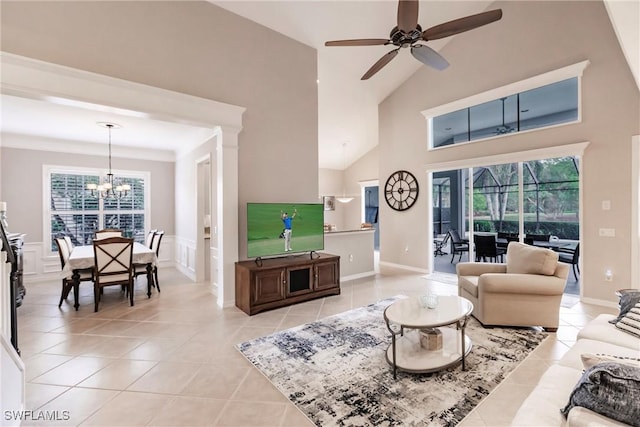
[87, 122, 130, 199]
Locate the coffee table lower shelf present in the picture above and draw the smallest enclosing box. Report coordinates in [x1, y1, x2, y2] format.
[385, 327, 472, 374]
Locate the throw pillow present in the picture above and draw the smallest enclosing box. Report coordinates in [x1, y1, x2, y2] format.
[506, 242, 559, 276]
[609, 290, 640, 324]
[561, 362, 640, 427]
[581, 353, 640, 369]
[615, 302, 640, 338]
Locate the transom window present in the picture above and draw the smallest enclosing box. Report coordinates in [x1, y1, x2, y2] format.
[431, 78, 578, 148]
[45, 166, 149, 252]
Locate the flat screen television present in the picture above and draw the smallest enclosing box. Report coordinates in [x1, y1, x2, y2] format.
[247, 203, 324, 258]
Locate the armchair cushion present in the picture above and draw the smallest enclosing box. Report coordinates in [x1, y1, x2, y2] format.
[506, 242, 559, 276]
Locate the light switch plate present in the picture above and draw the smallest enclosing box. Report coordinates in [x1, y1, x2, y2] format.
[599, 228, 615, 237]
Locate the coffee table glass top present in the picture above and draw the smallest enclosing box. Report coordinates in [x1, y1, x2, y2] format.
[384, 295, 473, 329]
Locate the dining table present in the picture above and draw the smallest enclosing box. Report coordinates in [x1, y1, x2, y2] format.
[63, 242, 157, 310]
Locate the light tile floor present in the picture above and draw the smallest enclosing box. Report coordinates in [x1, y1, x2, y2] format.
[15, 265, 616, 426]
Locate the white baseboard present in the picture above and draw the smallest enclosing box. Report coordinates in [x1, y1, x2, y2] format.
[341, 271, 376, 282]
[580, 296, 618, 309]
[379, 261, 429, 274]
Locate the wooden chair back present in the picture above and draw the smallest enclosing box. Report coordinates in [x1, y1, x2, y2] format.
[92, 237, 134, 311]
[145, 229, 158, 249]
[63, 235, 74, 252]
[94, 229, 123, 240]
[152, 230, 164, 257]
[55, 237, 70, 269]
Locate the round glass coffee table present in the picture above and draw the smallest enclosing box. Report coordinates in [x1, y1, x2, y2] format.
[383, 295, 474, 379]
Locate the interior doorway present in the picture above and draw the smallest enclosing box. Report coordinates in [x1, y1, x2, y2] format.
[196, 155, 212, 283]
[363, 185, 380, 250]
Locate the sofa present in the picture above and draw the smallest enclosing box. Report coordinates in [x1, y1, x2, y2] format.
[511, 312, 640, 426]
[457, 242, 569, 331]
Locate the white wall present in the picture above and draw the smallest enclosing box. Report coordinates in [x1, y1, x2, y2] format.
[378, 1, 640, 304]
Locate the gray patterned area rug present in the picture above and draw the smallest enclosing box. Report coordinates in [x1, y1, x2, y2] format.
[237, 296, 547, 427]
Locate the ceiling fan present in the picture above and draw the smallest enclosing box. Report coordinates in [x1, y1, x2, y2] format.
[325, 0, 502, 80]
[495, 97, 516, 135]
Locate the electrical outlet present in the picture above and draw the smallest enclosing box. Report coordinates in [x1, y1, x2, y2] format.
[349, 254, 353, 262]
[602, 200, 611, 210]
[404, 246, 409, 253]
[605, 269, 613, 282]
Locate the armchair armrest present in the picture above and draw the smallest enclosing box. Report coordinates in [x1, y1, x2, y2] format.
[479, 273, 566, 296]
[456, 262, 507, 277]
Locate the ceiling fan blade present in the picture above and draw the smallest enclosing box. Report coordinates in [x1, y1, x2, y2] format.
[397, 0, 419, 33]
[411, 44, 449, 71]
[361, 49, 400, 80]
[325, 39, 390, 47]
[422, 9, 503, 41]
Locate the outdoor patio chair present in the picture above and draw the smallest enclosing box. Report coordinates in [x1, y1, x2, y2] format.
[474, 234, 506, 262]
[558, 243, 580, 280]
[448, 229, 469, 263]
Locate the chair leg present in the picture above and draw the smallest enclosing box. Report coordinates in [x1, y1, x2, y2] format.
[154, 267, 160, 292]
[94, 284, 100, 312]
[58, 280, 66, 307]
[573, 264, 579, 280]
[128, 281, 134, 307]
[450, 252, 455, 263]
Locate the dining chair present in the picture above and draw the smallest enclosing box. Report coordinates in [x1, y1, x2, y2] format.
[150, 230, 164, 291]
[93, 236, 134, 312]
[474, 234, 506, 262]
[133, 229, 157, 287]
[94, 229, 123, 240]
[448, 229, 469, 263]
[63, 235, 74, 253]
[558, 243, 580, 280]
[55, 237, 93, 308]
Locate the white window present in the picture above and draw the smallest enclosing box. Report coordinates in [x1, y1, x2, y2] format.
[44, 166, 150, 252]
[423, 61, 589, 150]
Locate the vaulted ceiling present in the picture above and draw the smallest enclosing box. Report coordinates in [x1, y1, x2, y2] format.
[2, 1, 637, 169]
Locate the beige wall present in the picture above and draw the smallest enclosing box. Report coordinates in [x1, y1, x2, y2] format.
[0, 145, 175, 243]
[378, 1, 640, 302]
[1, 1, 319, 260]
[319, 145, 380, 231]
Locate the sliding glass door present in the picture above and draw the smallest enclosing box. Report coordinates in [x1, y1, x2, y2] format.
[432, 156, 580, 294]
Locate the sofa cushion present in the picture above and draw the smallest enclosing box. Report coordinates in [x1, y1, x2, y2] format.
[560, 362, 640, 427]
[581, 353, 640, 369]
[616, 303, 640, 338]
[511, 364, 583, 426]
[577, 314, 640, 350]
[506, 242, 559, 276]
[567, 406, 633, 427]
[558, 338, 640, 370]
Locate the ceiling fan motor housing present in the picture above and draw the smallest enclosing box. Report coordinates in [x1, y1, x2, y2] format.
[390, 25, 422, 48]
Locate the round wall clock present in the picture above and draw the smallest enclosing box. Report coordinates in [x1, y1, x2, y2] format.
[384, 170, 419, 211]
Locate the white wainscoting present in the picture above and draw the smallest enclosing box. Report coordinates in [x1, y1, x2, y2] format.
[173, 235, 196, 281]
[23, 236, 178, 283]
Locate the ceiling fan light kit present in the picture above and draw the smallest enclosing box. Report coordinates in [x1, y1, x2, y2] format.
[325, 0, 502, 80]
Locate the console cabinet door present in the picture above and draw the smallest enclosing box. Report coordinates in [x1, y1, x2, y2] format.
[251, 269, 285, 305]
[315, 260, 339, 291]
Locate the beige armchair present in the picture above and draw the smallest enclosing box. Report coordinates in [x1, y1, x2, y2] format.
[456, 242, 569, 331]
